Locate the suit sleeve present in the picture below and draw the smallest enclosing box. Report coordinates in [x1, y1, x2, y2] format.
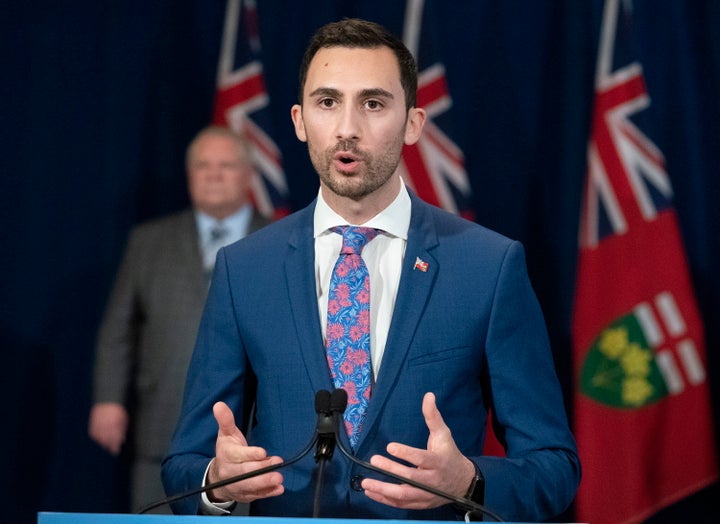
[162, 247, 249, 514]
[92, 229, 143, 405]
[474, 241, 581, 521]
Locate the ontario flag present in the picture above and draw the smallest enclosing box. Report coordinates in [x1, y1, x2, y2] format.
[572, 1, 718, 522]
[212, 0, 289, 219]
[398, 0, 474, 220]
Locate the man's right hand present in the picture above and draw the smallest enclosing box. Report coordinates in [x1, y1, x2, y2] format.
[88, 402, 128, 455]
[207, 401, 285, 504]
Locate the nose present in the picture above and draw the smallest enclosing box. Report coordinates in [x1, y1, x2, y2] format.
[203, 162, 224, 180]
[335, 104, 360, 141]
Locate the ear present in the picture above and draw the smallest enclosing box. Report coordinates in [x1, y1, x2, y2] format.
[403, 107, 427, 146]
[291, 104, 307, 142]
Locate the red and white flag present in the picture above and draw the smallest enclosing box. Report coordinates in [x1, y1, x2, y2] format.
[572, 1, 718, 522]
[399, 0, 474, 220]
[213, 0, 289, 219]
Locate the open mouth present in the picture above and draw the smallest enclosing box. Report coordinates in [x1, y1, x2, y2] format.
[335, 152, 359, 163]
[333, 151, 361, 172]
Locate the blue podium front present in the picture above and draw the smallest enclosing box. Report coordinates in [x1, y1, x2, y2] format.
[39, 512, 557, 523]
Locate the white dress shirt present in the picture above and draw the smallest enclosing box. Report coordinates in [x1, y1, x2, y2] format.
[313, 181, 411, 377]
[195, 205, 253, 272]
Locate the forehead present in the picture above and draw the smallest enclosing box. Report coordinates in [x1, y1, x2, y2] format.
[192, 134, 241, 156]
[303, 46, 402, 98]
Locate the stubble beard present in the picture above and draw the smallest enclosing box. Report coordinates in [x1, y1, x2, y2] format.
[310, 136, 405, 201]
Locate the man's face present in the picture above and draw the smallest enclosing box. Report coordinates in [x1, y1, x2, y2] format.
[187, 134, 252, 219]
[291, 46, 424, 204]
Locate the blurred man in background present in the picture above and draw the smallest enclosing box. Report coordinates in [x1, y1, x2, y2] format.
[89, 126, 269, 512]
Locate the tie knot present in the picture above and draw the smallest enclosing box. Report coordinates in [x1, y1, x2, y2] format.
[332, 226, 379, 255]
[210, 225, 228, 242]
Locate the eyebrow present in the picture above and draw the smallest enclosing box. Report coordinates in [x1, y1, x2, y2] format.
[307, 87, 395, 100]
[360, 88, 394, 100]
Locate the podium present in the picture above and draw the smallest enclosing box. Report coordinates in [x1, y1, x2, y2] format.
[39, 514, 455, 524]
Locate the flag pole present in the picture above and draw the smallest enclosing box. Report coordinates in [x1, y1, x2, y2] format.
[403, 0, 424, 59]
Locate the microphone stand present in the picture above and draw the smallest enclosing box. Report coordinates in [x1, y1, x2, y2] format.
[312, 390, 336, 517]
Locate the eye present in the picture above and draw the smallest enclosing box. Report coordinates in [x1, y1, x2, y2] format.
[364, 99, 383, 110]
[319, 97, 336, 108]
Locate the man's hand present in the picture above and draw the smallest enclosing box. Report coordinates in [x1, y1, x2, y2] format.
[207, 401, 284, 504]
[361, 392, 476, 510]
[88, 402, 128, 455]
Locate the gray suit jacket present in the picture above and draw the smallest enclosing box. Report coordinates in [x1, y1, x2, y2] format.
[93, 208, 269, 460]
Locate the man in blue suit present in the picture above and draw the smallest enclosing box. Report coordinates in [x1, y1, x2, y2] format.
[163, 18, 580, 522]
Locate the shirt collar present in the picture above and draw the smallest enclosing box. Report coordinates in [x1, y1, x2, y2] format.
[313, 178, 411, 240]
[195, 204, 253, 241]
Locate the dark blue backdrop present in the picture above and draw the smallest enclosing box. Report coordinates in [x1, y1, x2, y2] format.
[2, 1, 718, 522]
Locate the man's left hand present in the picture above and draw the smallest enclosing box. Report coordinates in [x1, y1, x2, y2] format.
[361, 392, 476, 509]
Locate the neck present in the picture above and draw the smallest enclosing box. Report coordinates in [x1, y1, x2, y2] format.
[322, 176, 401, 225]
[197, 203, 246, 221]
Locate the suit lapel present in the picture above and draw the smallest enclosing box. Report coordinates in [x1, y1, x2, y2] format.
[359, 196, 439, 449]
[284, 204, 335, 395]
[176, 209, 208, 297]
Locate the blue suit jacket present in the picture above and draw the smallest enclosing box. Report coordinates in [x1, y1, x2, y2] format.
[163, 193, 580, 521]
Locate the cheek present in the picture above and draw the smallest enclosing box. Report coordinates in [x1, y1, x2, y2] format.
[187, 175, 203, 194]
[302, 122, 323, 142]
[367, 117, 405, 140]
[304, 131, 330, 157]
[222, 171, 245, 188]
[300, 113, 336, 143]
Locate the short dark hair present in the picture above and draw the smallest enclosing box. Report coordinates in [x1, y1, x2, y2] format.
[297, 18, 418, 110]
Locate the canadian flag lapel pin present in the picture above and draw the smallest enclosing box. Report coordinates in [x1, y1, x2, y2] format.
[413, 257, 429, 272]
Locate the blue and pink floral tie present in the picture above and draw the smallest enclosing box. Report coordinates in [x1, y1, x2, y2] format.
[326, 226, 379, 449]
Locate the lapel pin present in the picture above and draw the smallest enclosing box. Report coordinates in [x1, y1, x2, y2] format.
[413, 257, 429, 272]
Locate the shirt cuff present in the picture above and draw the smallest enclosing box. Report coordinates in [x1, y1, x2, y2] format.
[199, 459, 237, 515]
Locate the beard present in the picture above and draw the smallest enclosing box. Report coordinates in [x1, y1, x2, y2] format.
[309, 134, 405, 201]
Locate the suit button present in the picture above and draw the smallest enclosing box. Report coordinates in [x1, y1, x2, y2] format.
[350, 475, 365, 491]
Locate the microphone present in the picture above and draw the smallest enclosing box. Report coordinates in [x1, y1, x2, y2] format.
[138, 390, 336, 515]
[329, 388, 504, 522]
[312, 389, 339, 517]
[314, 389, 336, 462]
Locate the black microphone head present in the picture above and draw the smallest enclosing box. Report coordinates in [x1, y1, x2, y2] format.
[315, 389, 331, 414]
[330, 388, 348, 414]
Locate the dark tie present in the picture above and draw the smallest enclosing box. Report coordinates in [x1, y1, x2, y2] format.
[325, 226, 379, 448]
[204, 225, 229, 280]
[210, 225, 228, 243]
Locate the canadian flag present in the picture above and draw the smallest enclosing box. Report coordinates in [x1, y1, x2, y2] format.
[212, 0, 289, 219]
